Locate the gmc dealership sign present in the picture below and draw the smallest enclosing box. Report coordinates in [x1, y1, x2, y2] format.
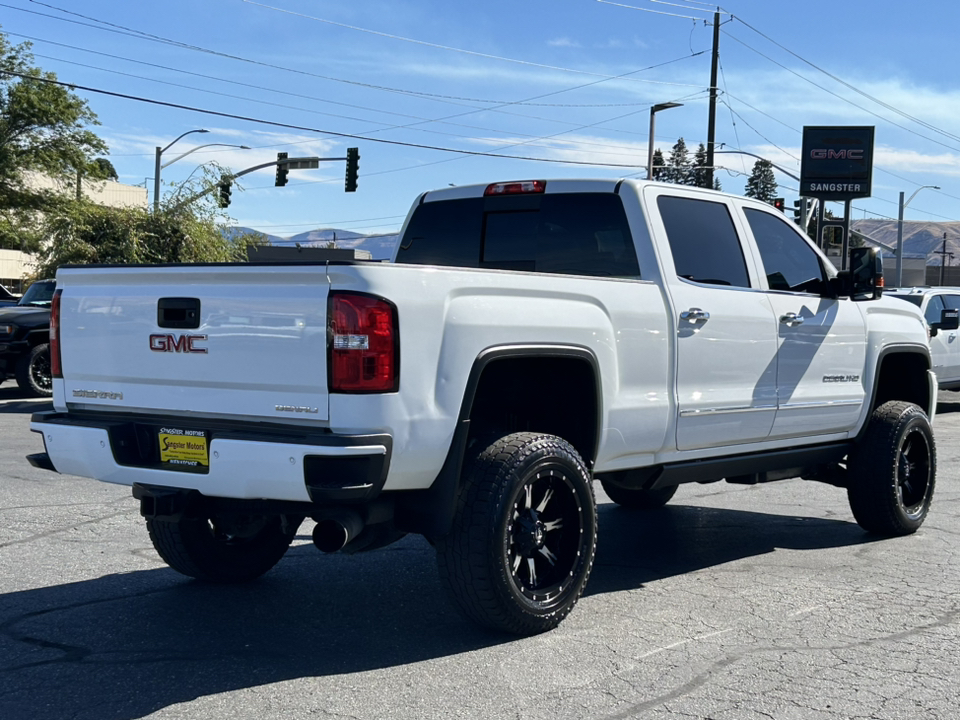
[800, 126, 874, 199]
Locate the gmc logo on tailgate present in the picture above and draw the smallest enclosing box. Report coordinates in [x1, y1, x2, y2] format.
[149, 334, 208, 354]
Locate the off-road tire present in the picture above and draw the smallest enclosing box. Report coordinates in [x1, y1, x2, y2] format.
[15, 342, 52, 398]
[147, 514, 302, 582]
[437, 432, 597, 635]
[847, 401, 935, 536]
[600, 479, 677, 509]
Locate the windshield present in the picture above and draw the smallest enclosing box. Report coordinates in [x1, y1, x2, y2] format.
[888, 294, 923, 308]
[18, 280, 56, 307]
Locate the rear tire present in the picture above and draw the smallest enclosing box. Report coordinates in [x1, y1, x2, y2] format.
[847, 401, 935, 536]
[15, 343, 52, 398]
[147, 513, 302, 582]
[599, 479, 677, 509]
[437, 432, 597, 635]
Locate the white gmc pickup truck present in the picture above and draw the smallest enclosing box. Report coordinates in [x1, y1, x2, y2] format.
[29, 179, 939, 635]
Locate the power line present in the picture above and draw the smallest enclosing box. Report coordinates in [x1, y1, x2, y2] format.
[720, 101, 799, 162]
[16, 0, 703, 108]
[2, 70, 649, 168]
[719, 27, 960, 155]
[29, 50, 663, 160]
[732, 15, 960, 146]
[20, 0, 703, 91]
[596, 0, 706, 21]
[237, 0, 702, 87]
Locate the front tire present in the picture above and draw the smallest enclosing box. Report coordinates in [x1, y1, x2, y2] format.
[15, 343, 52, 398]
[847, 401, 935, 536]
[437, 432, 597, 635]
[147, 513, 302, 582]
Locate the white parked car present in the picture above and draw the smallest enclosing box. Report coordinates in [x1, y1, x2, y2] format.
[886, 287, 960, 390]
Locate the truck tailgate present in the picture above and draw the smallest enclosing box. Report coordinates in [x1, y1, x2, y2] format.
[56, 265, 330, 421]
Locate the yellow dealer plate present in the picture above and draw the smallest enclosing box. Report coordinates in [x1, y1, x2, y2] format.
[158, 428, 209, 468]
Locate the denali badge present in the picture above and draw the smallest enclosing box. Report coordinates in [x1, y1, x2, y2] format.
[149, 334, 208, 354]
[275, 405, 320, 414]
[823, 374, 860, 383]
[73, 389, 124, 400]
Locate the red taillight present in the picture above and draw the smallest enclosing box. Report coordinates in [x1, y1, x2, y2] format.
[484, 180, 546, 196]
[329, 292, 398, 393]
[50, 289, 62, 379]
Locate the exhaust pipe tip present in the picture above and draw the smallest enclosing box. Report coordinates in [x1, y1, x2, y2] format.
[312, 511, 364, 553]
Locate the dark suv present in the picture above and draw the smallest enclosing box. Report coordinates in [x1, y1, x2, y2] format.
[0, 285, 20, 306]
[0, 279, 56, 397]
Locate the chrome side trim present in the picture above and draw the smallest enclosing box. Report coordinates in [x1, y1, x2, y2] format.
[679, 405, 776, 417]
[680, 400, 861, 418]
[779, 400, 862, 410]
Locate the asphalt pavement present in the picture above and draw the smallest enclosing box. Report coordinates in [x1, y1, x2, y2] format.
[2, 378, 959, 720]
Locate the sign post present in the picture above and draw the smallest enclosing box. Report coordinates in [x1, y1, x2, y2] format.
[800, 126, 875, 269]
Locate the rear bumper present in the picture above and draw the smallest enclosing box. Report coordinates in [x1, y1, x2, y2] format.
[30, 410, 392, 504]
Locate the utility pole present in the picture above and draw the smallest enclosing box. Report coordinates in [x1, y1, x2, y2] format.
[705, 9, 721, 189]
[937, 232, 953, 286]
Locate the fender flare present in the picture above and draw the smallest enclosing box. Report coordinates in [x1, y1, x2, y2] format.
[394, 344, 601, 538]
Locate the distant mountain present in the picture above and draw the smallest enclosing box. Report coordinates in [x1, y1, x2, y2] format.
[852, 220, 960, 265]
[225, 226, 400, 261]
[221, 226, 287, 246]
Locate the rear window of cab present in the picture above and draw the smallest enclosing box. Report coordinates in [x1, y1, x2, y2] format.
[396, 193, 641, 279]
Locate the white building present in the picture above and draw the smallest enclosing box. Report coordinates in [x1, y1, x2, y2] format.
[1, 173, 147, 292]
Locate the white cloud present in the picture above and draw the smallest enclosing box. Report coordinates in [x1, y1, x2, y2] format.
[548, 38, 581, 48]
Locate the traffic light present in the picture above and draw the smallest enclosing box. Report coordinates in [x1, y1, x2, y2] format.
[217, 178, 232, 208]
[793, 199, 803, 225]
[773, 197, 785, 212]
[345, 147, 359, 192]
[275, 152, 289, 187]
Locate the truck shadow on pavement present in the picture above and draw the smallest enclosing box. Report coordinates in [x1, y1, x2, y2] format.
[0, 502, 874, 720]
[0, 382, 51, 413]
[587, 501, 869, 596]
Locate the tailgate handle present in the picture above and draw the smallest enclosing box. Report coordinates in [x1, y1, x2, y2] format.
[157, 298, 201, 329]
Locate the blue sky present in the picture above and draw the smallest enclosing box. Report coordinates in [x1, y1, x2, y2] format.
[4, 0, 960, 237]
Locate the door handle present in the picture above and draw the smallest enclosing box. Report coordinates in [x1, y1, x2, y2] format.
[780, 313, 804, 327]
[680, 308, 710, 323]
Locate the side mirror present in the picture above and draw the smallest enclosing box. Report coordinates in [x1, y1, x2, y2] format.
[836, 246, 883, 301]
[933, 308, 960, 337]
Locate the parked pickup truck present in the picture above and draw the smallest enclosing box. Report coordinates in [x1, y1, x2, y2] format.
[29, 179, 938, 635]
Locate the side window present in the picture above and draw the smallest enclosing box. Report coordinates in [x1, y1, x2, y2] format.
[743, 208, 826, 293]
[657, 196, 750, 288]
[925, 295, 945, 326]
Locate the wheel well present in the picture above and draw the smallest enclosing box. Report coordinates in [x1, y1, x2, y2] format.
[26, 330, 49, 347]
[466, 355, 599, 467]
[873, 351, 932, 416]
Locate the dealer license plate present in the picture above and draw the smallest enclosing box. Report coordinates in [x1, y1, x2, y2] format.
[158, 428, 209, 469]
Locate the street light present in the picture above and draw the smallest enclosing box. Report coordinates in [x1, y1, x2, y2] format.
[154, 129, 208, 212]
[647, 102, 683, 180]
[895, 184, 940, 287]
[161, 144, 251, 170]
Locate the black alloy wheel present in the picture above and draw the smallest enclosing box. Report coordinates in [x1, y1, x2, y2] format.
[506, 464, 587, 606]
[437, 432, 597, 635]
[848, 401, 936, 536]
[15, 343, 52, 397]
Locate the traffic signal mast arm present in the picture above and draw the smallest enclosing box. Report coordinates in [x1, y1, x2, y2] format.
[171, 155, 350, 210]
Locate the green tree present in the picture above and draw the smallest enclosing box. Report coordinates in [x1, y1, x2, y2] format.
[33, 168, 264, 278]
[693, 143, 710, 189]
[661, 137, 692, 185]
[0, 31, 110, 251]
[92, 158, 118, 181]
[651, 148, 666, 180]
[744, 159, 777, 203]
